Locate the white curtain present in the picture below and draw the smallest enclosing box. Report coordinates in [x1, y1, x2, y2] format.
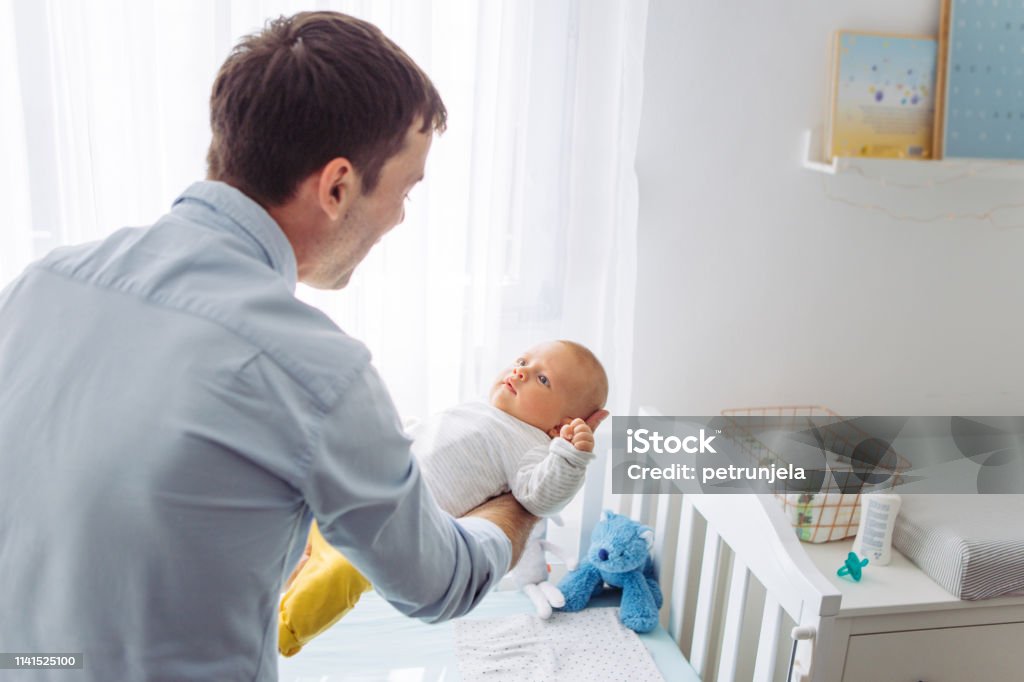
[297, 0, 648, 425]
[2, 0, 647, 547]
[3, 0, 646, 416]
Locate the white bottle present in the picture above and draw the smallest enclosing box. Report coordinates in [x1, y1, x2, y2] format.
[851, 494, 901, 566]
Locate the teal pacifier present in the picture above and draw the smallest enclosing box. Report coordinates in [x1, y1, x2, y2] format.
[836, 552, 869, 581]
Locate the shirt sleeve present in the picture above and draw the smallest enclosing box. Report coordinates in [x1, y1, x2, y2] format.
[509, 437, 596, 516]
[298, 364, 511, 623]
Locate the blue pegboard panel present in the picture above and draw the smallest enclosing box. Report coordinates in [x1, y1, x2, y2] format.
[943, 0, 1024, 159]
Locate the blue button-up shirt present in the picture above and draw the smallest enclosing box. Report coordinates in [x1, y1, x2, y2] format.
[0, 181, 510, 681]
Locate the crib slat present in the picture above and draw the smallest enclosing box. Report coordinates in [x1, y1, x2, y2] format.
[578, 448, 609, 554]
[717, 556, 751, 682]
[653, 494, 678, 566]
[636, 492, 655, 528]
[753, 594, 783, 682]
[623, 493, 638, 520]
[668, 497, 697, 643]
[653, 494, 682, 628]
[610, 489, 626, 516]
[689, 525, 723, 677]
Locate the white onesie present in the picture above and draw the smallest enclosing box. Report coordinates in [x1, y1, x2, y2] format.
[409, 401, 595, 517]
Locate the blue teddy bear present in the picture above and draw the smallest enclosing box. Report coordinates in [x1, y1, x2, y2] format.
[556, 510, 663, 633]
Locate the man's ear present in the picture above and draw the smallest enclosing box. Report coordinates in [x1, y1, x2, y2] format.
[585, 409, 610, 432]
[317, 157, 357, 221]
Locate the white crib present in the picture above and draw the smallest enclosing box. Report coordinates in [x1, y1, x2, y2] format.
[594, 415, 1024, 682]
[580, 451, 842, 682]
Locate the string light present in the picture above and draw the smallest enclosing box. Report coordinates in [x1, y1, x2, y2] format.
[814, 160, 1024, 229]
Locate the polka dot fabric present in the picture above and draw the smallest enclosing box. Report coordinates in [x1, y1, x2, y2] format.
[453, 607, 664, 681]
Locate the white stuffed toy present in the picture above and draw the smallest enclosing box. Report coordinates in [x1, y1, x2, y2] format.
[506, 519, 578, 619]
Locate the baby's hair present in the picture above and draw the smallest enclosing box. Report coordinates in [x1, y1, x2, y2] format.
[557, 340, 609, 414]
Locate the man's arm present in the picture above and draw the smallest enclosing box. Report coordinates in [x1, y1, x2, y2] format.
[298, 364, 536, 622]
[462, 493, 539, 569]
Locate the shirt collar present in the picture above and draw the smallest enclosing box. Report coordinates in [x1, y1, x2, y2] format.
[172, 181, 298, 290]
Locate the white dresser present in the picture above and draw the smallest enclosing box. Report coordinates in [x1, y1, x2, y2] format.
[800, 539, 1024, 681]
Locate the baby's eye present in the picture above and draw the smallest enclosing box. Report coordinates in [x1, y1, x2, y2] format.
[515, 358, 526, 367]
[538, 375, 549, 386]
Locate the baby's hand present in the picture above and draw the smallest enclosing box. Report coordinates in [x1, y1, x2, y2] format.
[560, 418, 595, 453]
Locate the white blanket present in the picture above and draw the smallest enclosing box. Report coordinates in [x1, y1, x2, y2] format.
[453, 607, 664, 682]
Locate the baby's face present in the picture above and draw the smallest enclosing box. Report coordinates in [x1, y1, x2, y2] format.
[489, 342, 591, 437]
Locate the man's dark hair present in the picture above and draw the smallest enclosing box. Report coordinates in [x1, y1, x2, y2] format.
[207, 11, 447, 206]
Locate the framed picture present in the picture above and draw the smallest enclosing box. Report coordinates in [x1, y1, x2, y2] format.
[828, 31, 937, 160]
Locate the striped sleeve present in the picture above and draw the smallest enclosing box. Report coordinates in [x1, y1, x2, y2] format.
[509, 437, 595, 516]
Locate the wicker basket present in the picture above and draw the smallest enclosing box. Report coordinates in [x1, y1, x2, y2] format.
[719, 406, 908, 543]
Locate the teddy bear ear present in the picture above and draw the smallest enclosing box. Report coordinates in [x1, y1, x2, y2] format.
[601, 509, 615, 522]
[639, 528, 654, 548]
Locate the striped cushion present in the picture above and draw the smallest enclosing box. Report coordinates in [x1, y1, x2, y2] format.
[892, 495, 1024, 600]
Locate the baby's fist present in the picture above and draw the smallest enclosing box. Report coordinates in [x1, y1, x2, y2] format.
[561, 418, 595, 453]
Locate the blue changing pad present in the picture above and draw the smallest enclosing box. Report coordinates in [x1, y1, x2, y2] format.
[278, 589, 699, 681]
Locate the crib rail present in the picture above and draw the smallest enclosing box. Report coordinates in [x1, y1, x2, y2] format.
[583, 411, 842, 682]
[633, 492, 839, 681]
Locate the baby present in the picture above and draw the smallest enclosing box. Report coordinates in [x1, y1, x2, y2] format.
[278, 339, 609, 656]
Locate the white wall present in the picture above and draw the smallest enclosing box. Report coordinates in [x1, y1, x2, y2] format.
[632, 0, 1024, 416]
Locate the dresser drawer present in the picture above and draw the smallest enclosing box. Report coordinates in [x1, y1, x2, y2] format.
[842, 621, 1024, 681]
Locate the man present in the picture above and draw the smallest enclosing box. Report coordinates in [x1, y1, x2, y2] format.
[0, 12, 589, 681]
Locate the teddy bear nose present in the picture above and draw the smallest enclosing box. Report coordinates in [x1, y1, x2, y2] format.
[597, 548, 609, 561]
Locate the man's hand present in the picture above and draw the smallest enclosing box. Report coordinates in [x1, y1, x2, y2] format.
[462, 493, 539, 569]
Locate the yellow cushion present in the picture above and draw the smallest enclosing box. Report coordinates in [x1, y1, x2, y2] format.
[278, 520, 372, 657]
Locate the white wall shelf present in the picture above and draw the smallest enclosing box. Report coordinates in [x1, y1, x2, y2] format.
[800, 128, 1024, 182]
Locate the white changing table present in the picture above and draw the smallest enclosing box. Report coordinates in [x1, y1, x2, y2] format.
[800, 539, 1024, 681]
